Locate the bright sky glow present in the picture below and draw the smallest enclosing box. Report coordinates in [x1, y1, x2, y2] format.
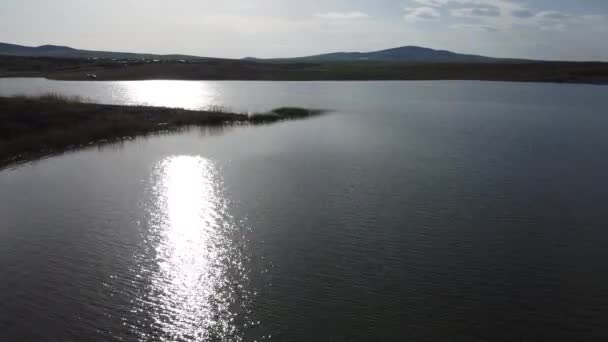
[1, 0, 606, 60]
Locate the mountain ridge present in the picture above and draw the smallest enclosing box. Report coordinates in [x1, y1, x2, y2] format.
[245, 45, 527, 63]
[0, 42, 203, 60]
[1, 42, 528, 63]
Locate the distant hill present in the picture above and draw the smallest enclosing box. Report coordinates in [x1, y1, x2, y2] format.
[1, 42, 528, 63]
[249, 46, 524, 63]
[0, 42, 204, 60]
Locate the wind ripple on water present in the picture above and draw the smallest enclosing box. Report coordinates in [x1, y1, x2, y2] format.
[133, 156, 254, 341]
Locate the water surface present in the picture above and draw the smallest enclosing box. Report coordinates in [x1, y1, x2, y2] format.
[1, 80, 608, 341]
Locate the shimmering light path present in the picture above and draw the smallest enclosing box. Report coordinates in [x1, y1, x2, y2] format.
[137, 156, 253, 341]
[122, 81, 218, 109]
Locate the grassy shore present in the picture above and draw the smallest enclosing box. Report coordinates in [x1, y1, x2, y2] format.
[1, 55, 608, 84]
[0, 95, 322, 167]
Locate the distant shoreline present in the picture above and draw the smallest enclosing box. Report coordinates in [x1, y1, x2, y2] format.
[0, 95, 322, 168]
[1, 55, 607, 85]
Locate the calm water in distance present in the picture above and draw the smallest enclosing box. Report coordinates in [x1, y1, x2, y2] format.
[1, 79, 608, 341]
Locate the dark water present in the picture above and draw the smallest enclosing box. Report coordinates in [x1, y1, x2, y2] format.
[1, 81, 608, 341]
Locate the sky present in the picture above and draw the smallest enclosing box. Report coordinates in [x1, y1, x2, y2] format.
[1, 0, 607, 60]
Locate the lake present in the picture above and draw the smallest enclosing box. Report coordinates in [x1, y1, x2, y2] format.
[1, 79, 608, 341]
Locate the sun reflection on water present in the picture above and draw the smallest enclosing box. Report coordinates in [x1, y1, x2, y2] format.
[138, 156, 253, 341]
[122, 80, 218, 110]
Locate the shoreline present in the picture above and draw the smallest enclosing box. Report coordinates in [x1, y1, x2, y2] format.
[2, 75, 608, 86]
[0, 95, 322, 168]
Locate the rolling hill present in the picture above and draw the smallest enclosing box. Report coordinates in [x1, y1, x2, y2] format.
[2, 42, 606, 84]
[0, 42, 202, 60]
[246, 46, 522, 63]
[1, 42, 526, 63]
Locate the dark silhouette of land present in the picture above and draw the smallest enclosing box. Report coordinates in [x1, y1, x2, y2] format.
[246, 46, 512, 63]
[0, 95, 322, 167]
[1, 42, 607, 84]
[0, 43, 512, 62]
[0, 42, 201, 60]
[1, 55, 607, 84]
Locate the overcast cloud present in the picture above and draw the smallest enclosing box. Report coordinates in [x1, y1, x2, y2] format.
[1, 0, 606, 60]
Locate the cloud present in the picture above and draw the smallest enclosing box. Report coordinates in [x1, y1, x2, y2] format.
[450, 23, 499, 32]
[536, 11, 571, 21]
[451, 5, 500, 17]
[423, 0, 585, 31]
[529, 11, 573, 31]
[313, 11, 369, 20]
[404, 7, 441, 21]
[412, 0, 508, 19]
[412, 0, 449, 7]
[511, 9, 534, 18]
[414, 0, 502, 7]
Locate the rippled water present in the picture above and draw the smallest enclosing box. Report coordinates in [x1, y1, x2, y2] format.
[138, 156, 252, 341]
[1, 80, 608, 341]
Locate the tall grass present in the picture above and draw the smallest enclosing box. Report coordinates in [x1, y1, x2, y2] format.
[0, 95, 324, 167]
[248, 107, 323, 124]
[12, 93, 86, 104]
